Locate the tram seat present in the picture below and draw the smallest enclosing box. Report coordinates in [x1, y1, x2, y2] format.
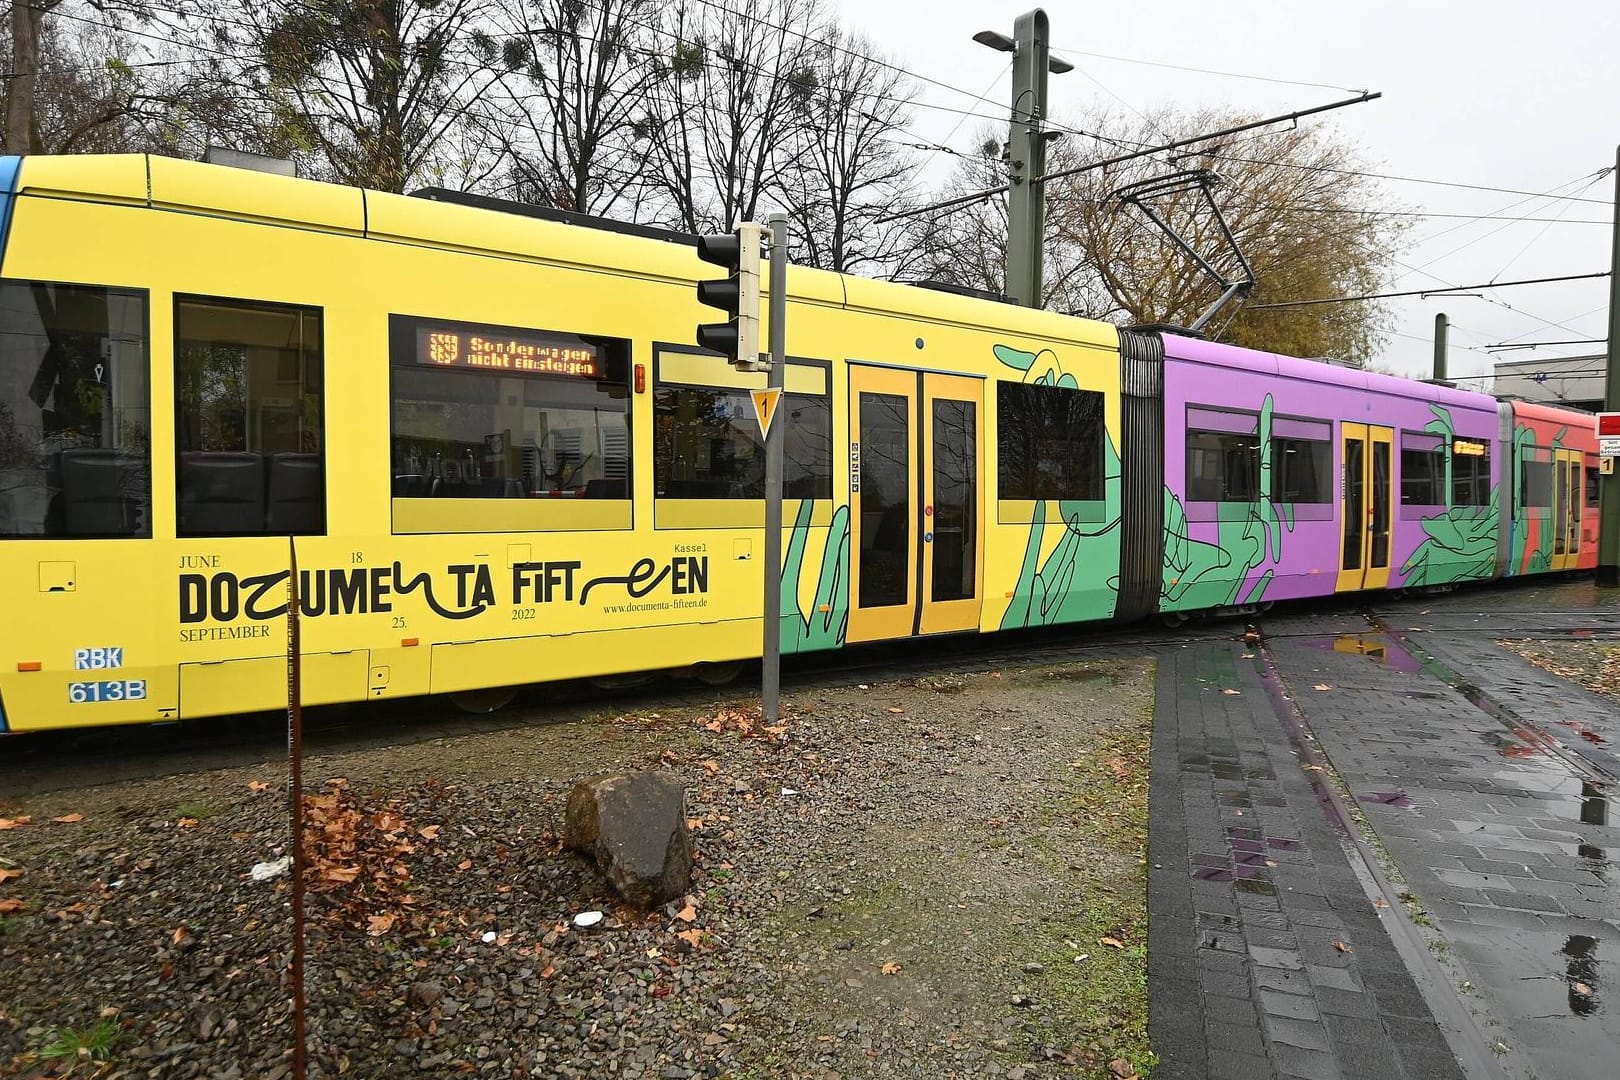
[60, 448, 144, 536]
[392, 474, 430, 497]
[179, 451, 265, 535]
[266, 453, 323, 534]
[585, 478, 626, 498]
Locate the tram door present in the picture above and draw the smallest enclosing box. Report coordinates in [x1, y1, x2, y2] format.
[847, 366, 984, 643]
[1552, 448, 1583, 571]
[1337, 422, 1394, 592]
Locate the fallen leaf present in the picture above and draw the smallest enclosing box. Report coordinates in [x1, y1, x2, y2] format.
[540, 965, 556, 978]
[0, 816, 32, 830]
[418, 825, 441, 841]
[686, 817, 704, 831]
[880, 961, 902, 975]
[51, 813, 84, 824]
[1303, 764, 1325, 772]
[0, 868, 21, 883]
[456, 859, 473, 871]
[176, 818, 199, 829]
[171, 925, 190, 945]
[675, 929, 703, 948]
[674, 904, 698, 923]
[1241, 653, 1255, 659]
[1373, 897, 1389, 909]
[367, 912, 397, 936]
[1333, 940, 1353, 953]
[1107, 1059, 1139, 1079]
[324, 866, 361, 884]
[1575, 981, 1593, 995]
[247, 781, 271, 794]
[701, 759, 720, 776]
[0, 898, 23, 913]
[886, 707, 904, 714]
[1221, 689, 1242, 696]
[1100, 936, 1124, 949]
[1312, 684, 1333, 691]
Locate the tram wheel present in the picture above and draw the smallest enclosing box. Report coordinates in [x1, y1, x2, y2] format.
[693, 661, 744, 686]
[589, 673, 658, 691]
[449, 686, 519, 714]
[1159, 610, 1190, 628]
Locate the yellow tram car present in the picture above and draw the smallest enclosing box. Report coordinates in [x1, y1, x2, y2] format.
[0, 154, 1128, 733]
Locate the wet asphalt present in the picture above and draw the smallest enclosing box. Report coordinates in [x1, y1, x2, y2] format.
[1151, 579, 1620, 1080]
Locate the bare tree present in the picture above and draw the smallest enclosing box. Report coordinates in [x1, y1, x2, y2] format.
[775, 30, 928, 277]
[637, 0, 822, 233]
[481, 0, 660, 215]
[203, 0, 508, 192]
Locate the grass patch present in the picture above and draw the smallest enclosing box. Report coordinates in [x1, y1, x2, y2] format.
[172, 801, 217, 820]
[1025, 685, 1156, 1076]
[36, 1015, 121, 1064]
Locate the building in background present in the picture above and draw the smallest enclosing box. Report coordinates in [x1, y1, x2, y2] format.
[1492, 353, 1606, 412]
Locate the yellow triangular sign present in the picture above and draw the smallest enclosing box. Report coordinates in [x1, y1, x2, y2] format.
[750, 388, 782, 440]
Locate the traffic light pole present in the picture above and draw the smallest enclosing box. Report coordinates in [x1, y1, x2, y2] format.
[1599, 145, 1620, 587]
[762, 214, 787, 723]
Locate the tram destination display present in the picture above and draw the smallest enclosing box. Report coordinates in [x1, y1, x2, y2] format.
[415, 324, 604, 378]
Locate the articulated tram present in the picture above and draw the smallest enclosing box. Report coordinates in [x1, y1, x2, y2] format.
[0, 155, 1601, 733]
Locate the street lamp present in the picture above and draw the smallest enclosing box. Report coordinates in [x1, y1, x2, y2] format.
[972, 9, 1070, 307]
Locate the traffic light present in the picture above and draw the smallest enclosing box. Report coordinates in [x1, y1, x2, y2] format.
[695, 222, 764, 371]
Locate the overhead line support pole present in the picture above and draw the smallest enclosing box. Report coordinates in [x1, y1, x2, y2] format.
[1598, 146, 1620, 587]
[1433, 313, 1448, 382]
[1006, 9, 1055, 308]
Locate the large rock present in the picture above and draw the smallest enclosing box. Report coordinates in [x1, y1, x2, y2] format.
[563, 772, 693, 909]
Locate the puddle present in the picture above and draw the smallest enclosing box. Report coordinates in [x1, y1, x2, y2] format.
[1267, 837, 1303, 851]
[1359, 790, 1415, 808]
[1564, 935, 1600, 1016]
[1577, 842, 1606, 863]
[1479, 730, 1542, 759]
[1216, 791, 1253, 807]
[1234, 878, 1277, 896]
[1558, 720, 1609, 745]
[1194, 868, 1234, 882]
[1300, 633, 1426, 673]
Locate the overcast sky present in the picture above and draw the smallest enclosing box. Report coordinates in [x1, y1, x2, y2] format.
[829, 0, 1620, 392]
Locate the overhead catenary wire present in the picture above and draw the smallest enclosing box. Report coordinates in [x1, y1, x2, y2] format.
[1250, 272, 1612, 310]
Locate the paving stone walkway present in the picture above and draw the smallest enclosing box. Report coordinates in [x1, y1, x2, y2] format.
[1149, 641, 1467, 1080]
[1260, 591, 1620, 1080]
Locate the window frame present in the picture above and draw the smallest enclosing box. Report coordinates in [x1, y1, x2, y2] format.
[387, 313, 634, 535]
[173, 292, 327, 538]
[650, 346, 833, 530]
[995, 379, 1107, 524]
[1398, 430, 1448, 515]
[1268, 414, 1334, 521]
[0, 277, 153, 540]
[1183, 405, 1261, 520]
[1450, 437, 1492, 508]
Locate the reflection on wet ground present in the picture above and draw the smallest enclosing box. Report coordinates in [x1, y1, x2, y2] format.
[1359, 790, 1416, 808]
[1300, 633, 1426, 673]
[1565, 935, 1600, 1016]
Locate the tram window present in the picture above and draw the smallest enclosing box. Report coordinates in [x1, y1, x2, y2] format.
[0, 281, 150, 539]
[1521, 457, 1554, 507]
[654, 386, 831, 499]
[1271, 418, 1332, 504]
[1451, 439, 1491, 507]
[996, 381, 1104, 500]
[389, 316, 630, 499]
[175, 297, 324, 537]
[1588, 466, 1602, 508]
[1184, 408, 1260, 503]
[1400, 433, 1445, 506]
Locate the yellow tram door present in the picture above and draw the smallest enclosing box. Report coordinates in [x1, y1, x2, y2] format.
[1336, 422, 1395, 592]
[847, 366, 984, 643]
[1552, 448, 1582, 570]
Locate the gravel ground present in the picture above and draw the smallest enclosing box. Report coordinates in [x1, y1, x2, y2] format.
[0, 658, 1155, 1080]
